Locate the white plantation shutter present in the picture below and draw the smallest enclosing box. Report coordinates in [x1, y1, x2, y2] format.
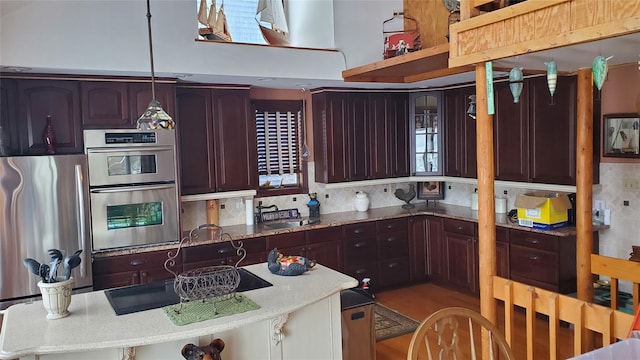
[254, 100, 302, 177]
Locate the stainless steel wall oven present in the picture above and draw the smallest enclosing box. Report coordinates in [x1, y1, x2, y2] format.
[84, 130, 180, 251]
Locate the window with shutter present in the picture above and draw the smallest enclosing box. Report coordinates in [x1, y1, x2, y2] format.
[253, 100, 306, 195]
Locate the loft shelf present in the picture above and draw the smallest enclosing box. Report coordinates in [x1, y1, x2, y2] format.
[341, 43, 474, 84]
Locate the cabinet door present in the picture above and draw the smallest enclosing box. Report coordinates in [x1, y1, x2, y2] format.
[496, 227, 510, 279]
[494, 81, 529, 182]
[392, 93, 410, 177]
[443, 88, 463, 177]
[93, 271, 140, 290]
[307, 241, 342, 271]
[0, 79, 18, 155]
[459, 86, 477, 178]
[80, 82, 130, 128]
[348, 93, 370, 181]
[129, 82, 176, 123]
[426, 216, 445, 283]
[312, 92, 349, 183]
[17, 79, 82, 154]
[369, 93, 392, 179]
[445, 232, 476, 294]
[529, 76, 576, 185]
[411, 92, 441, 175]
[211, 89, 257, 191]
[176, 88, 216, 195]
[408, 216, 428, 282]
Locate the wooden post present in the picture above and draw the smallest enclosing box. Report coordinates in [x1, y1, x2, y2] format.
[576, 67, 594, 351]
[476, 63, 497, 327]
[206, 199, 219, 225]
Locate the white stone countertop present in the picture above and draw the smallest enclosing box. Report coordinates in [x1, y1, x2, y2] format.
[0, 264, 358, 359]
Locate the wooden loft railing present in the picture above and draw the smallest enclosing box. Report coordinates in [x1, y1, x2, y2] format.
[450, 0, 640, 68]
[493, 276, 634, 360]
[591, 254, 640, 314]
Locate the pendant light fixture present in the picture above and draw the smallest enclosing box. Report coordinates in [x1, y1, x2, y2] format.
[137, 0, 175, 130]
[467, 94, 476, 120]
[508, 67, 523, 103]
[544, 60, 557, 105]
[592, 55, 613, 100]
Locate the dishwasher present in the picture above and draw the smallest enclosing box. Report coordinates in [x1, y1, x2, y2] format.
[341, 288, 376, 360]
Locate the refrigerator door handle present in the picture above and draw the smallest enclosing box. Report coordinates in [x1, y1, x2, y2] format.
[75, 164, 88, 277]
[90, 184, 175, 193]
[87, 146, 173, 153]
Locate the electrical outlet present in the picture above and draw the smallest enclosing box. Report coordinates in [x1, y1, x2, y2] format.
[623, 178, 640, 191]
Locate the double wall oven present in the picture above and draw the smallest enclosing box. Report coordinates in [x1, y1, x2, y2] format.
[84, 129, 180, 251]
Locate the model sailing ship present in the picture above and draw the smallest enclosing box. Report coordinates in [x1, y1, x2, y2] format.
[198, 0, 232, 41]
[256, 0, 290, 46]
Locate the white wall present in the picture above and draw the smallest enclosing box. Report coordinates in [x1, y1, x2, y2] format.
[0, 0, 399, 83]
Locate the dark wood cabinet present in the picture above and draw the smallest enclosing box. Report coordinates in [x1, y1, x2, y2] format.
[376, 218, 409, 288]
[0, 79, 18, 155]
[342, 222, 378, 285]
[313, 91, 409, 183]
[443, 86, 476, 178]
[529, 76, 577, 185]
[176, 86, 257, 195]
[495, 227, 510, 279]
[182, 237, 267, 271]
[81, 81, 176, 129]
[408, 215, 444, 283]
[369, 93, 408, 179]
[305, 226, 343, 271]
[509, 228, 577, 293]
[16, 79, 83, 154]
[93, 249, 180, 290]
[493, 81, 530, 182]
[443, 218, 477, 294]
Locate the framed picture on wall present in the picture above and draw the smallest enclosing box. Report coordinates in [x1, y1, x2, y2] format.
[603, 113, 640, 158]
[417, 181, 445, 200]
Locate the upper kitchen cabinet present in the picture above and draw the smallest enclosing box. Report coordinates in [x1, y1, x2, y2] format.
[529, 76, 576, 185]
[411, 92, 442, 175]
[312, 90, 409, 183]
[443, 86, 476, 178]
[176, 86, 257, 195]
[0, 79, 18, 156]
[16, 79, 83, 154]
[81, 80, 176, 129]
[494, 81, 530, 182]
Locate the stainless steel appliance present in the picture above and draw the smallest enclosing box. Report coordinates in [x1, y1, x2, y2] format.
[84, 129, 180, 251]
[0, 155, 92, 310]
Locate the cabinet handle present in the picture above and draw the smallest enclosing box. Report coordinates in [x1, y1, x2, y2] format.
[387, 262, 399, 269]
[386, 225, 393, 230]
[525, 238, 540, 245]
[353, 241, 367, 248]
[218, 248, 233, 255]
[386, 237, 395, 243]
[354, 268, 367, 274]
[529, 255, 541, 261]
[130, 259, 145, 266]
[353, 228, 364, 234]
[457, 226, 464, 231]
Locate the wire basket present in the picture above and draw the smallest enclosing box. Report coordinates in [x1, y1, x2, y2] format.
[164, 224, 246, 313]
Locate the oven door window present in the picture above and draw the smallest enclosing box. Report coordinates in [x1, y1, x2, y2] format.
[106, 201, 163, 230]
[107, 155, 157, 176]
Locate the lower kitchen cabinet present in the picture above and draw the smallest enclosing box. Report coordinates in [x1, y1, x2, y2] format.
[306, 226, 343, 271]
[376, 218, 409, 288]
[93, 249, 181, 290]
[444, 218, 477, 294]
[182, 237, 267, 272]
[343, 222, 378, 286]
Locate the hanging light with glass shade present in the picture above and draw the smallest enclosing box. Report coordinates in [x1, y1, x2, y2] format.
[467, 94, 476, 120]
[508, 67, 523, 103]
[137, 0, 175, 130]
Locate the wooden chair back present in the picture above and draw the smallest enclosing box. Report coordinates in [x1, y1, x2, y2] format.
[407, 307, 515, 360]
[591, 254, 640, 313]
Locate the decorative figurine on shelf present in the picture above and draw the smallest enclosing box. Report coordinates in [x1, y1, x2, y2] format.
[307, 192, 320, 223]
[394, 184, 416, 209]
[267, 248, 316, 276]
[181, 338, 225, 360]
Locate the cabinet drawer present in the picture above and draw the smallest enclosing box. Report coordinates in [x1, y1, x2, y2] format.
[376, 218, 408, 233]
[343, 222, 376, 239]
[443, 218, 474, 236]
[510, 244, 558, 284]
[266, 231, 305, 250]
[183, 242, 236, 263]
[306, 226, 342, 244]
[344, 238, 377, 260]
[509, 229, 557, 252]
[377, 232, 409, 259]
[92, 251, 177, 275]
[378, 257, 410, 288]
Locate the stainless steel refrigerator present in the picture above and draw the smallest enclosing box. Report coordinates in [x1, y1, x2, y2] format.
[0, 154, 92, 310]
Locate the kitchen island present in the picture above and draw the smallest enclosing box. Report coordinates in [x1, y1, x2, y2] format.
[0, 263, 358, 360]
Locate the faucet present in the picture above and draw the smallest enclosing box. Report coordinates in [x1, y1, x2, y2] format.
[255, 201, 279, 224]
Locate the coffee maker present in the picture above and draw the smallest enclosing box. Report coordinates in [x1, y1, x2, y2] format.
[567, 193, 577, 226]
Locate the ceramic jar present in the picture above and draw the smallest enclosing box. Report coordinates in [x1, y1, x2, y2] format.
[38, 277, 74, 319]
[354, 191, 370, 212]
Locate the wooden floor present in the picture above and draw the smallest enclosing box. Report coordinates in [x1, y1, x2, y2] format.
[374, 282, 577, 360]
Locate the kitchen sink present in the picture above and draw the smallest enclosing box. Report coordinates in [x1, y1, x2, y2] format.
[105, 268, 272, 315]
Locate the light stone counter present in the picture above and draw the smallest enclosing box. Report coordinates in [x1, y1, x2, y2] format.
[0, 263, 358, 360]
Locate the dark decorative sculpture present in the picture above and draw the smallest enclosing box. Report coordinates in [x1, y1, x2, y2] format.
[267, 248, 316, 276]
[394, 184, 416, 209]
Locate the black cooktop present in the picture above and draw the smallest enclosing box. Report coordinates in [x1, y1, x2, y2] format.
[104, 268, 272, 315]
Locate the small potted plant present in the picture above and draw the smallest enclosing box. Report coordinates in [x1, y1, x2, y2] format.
[23, 249, 82, 319]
